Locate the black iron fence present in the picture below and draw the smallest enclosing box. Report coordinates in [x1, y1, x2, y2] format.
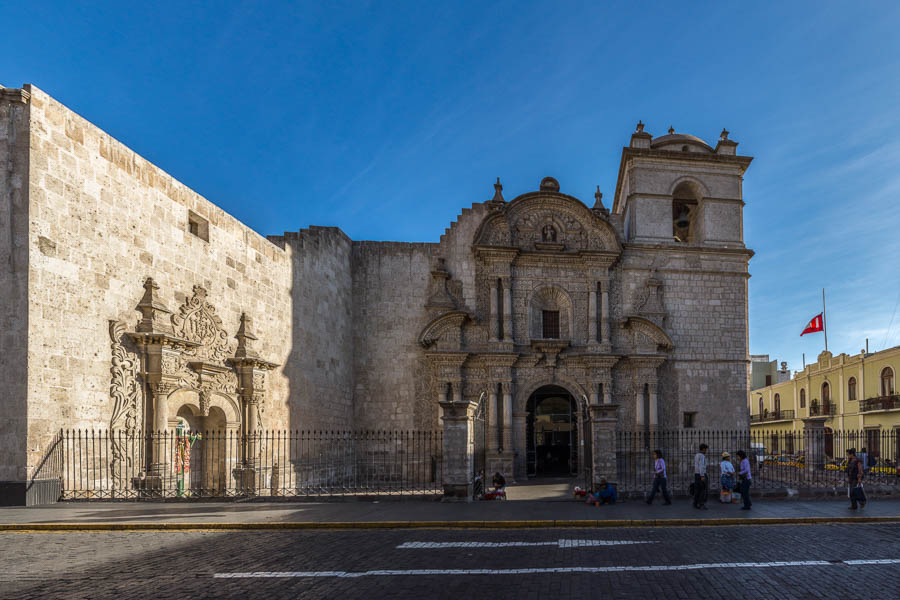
[50, 429, 442, 500]
[39, 426, 900, 501]
[615, 428, 900, 493]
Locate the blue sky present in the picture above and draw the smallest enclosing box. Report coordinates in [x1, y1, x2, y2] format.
[3, 1, 900, 372]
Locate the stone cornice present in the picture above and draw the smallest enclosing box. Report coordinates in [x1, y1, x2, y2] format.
[127, 331, 199, 351]
[467, 353, 520, 368]
[424, 351, 470, 367]
[623, 354, 668, 369]
[229, 356, 280, 371]
[0, 87, 31, 104]
[565, 354, 621, 369]
[622, 242, 754, 259]
[473, 246, 520, 264]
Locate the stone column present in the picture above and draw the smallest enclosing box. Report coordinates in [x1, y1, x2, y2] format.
[502, 382, 514, 452]
[451, 380, 463, 404]
[803, 417, 827, 484]
[590, 404, 619, 489]
[513, 411, 528, 480]
[648, 383, 659, 428]
[488, 385, 499, 451]
[635, 386, 645, 428]
[600, 282, 610, 345]
[602, 381, 612, 405]
[588, 286, 598, 344]
[150, 382, 173, 478]
[489, 281, 499, 342]
[440, 399, 478, 501]
[501, 277, 513, 343]
[589, 382, 599, 406]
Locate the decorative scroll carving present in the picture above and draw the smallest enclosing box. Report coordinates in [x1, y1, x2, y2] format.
[199, 389, 211, 417]
[172, 286, 232, 362]
[160, 353, 180, 375]
[109, 320, 140, 488]
[207, 370, 239, 395]
[252, 372, 265, 389]
[633, 275, 666, 327]
[418, 311, 470, 350]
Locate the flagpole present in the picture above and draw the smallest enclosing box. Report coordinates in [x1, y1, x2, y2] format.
[822, 288, 828, 352]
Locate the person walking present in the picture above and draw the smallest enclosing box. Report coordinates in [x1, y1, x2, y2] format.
[693, 443, 709, 509]
[736, 450, 752, 510]
[646, 449, 672, 505]
[846, 448, 867, 510]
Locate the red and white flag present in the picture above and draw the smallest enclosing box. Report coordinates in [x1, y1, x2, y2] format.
[801, 313, 824, 336]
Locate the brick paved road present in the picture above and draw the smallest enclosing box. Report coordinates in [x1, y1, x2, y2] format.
[2, 524, 899, 599]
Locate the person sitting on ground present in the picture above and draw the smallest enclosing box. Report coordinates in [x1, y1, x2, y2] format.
[492, 472, 506, 493]
[590, 478, 616, 505]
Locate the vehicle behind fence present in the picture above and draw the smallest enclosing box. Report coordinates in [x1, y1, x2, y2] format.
[616, 428, 900, 494]
[42, 429, 442, 499]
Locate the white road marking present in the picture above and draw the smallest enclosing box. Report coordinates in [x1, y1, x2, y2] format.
[397, 540, 657, 549]
[213, 558, 900, 578]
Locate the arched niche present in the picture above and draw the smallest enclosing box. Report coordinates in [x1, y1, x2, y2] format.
[671, 178, 706, 244]
[167, 388, 241, 431]
[528, 285, 575, 342]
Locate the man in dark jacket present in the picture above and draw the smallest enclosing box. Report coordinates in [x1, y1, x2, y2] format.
[847, 449, 866, 510]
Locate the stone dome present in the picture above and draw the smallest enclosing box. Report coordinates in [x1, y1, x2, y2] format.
[650, 133, 713, 153]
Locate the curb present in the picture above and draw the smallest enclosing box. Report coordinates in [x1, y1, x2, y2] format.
[2, 516, 900, 531]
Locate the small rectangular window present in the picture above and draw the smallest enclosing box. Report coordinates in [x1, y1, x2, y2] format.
[188, 210, 209, 242]
[765, 375, 772, 387]
[542, 310, 559, 339]
[683, 412, 696, 429]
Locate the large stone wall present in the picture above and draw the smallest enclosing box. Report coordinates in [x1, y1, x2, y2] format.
[22, 85, 296, 476]
[351, 241, 435, 429]
[270, 227, 356, 430]
[0, 88, 31, 481]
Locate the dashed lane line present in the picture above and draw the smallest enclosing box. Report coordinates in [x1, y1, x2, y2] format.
[397, 540, 657, 549]
[213, 558, 900, 578]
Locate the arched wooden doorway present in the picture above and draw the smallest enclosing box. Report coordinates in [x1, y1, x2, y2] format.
[526, 385, 578, 477]
[824, 427, 834, 459]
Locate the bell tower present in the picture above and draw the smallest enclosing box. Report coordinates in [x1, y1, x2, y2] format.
[612, 123, 752, 248]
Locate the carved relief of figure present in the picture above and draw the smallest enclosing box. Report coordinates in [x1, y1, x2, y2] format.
[542, 224, 557, 242]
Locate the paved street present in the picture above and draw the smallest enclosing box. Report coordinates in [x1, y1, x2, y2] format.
[3, 523, 899, 599]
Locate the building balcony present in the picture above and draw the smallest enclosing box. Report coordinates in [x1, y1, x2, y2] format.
[860, 395, 900, 413]
[750, 409, 795, 423]
[809, 403, 834, 416]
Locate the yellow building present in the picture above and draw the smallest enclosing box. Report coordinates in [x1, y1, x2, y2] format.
[748, 347, 900, 461]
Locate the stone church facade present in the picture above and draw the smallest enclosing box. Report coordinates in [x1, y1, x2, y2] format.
[1, 85, 752, 502]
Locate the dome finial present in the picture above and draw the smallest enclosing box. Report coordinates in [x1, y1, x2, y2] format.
[720, 128, 729, 140]
[635, 120, 644, 133]
[490, 177, 505, 203]
[668, 125, 675, 135]
[593, 185, 609, 216]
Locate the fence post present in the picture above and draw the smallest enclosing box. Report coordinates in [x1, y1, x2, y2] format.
[589, 404, 619, 490]
[803, 417, 826, 487]
[439, 398, 478, 501]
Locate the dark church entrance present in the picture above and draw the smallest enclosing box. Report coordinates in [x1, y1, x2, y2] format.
[526, 385, 578, 477]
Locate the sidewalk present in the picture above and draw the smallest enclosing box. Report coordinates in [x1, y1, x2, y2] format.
[2, 496, 899, 530]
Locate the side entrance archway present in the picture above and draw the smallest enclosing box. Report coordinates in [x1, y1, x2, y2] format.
[526, 385, 578, 477]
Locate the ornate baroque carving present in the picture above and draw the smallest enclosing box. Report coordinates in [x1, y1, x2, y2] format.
[172, 286, 233, 362]
[109, 320, 140, 488]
